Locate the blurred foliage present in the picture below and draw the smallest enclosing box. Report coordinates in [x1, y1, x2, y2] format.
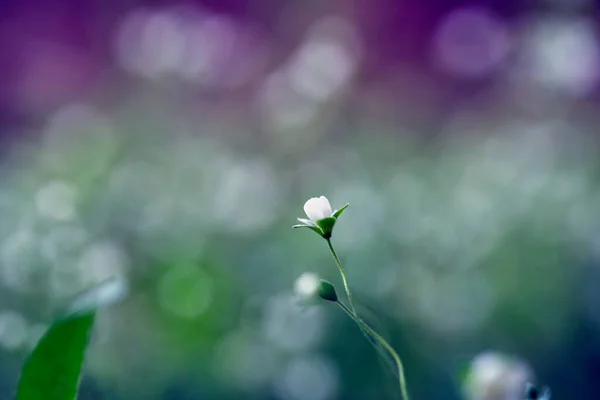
[15, 313, 95, 400]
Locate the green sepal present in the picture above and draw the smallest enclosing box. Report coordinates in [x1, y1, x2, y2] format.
[316, 217, 336, 239]
[332, 203, 349, 219]
[292, 224, 324, 236]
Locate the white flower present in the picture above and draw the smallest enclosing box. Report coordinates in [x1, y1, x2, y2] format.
[294, 272, 321, 300]
[464, 352, 533, 400]
[293, 196, 348, 238]
[303, 196, 333, 221]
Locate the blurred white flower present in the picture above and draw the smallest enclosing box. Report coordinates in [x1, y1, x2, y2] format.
[303, 196, 333, 221]
[464, 351, 533, 400]
[294, 272, 321, 300]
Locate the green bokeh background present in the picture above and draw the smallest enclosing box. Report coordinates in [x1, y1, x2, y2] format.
[2, 88, 599, 399]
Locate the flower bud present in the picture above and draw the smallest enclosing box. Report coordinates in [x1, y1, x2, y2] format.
[317, 280, 338, 302]
[293, 273, 338, 304]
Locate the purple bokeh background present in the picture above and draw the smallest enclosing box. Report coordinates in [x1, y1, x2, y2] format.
[2, 0, 592, 129]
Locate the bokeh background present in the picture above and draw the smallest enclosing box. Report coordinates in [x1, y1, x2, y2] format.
[1, 0, 600, 399]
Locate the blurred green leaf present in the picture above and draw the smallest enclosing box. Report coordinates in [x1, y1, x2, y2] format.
[14, 312, 95, 400]
[14, 277, 128, 400]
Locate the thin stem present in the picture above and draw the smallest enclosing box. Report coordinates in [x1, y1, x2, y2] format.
[337, 301, 410, 400]
[326, 238, 358, 317]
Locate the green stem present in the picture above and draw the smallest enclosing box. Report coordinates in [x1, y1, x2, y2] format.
[326, 238, 358, 317]
[337, 301, 410, 400]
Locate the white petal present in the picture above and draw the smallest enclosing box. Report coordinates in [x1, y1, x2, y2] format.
[304, 197, 328, 221]
[318, 196, 333, 217]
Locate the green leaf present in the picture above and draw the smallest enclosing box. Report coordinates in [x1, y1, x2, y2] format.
[14, 312, 95, 400]
[14, 277, 128, 400]
[332, 203, 349, 219]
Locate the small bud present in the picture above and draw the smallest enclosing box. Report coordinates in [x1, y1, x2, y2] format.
[318, 280, 338, 302]
[293, 274, 338, 304]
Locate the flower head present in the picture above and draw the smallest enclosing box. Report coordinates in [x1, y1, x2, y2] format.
[293, 195, 348, 239]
